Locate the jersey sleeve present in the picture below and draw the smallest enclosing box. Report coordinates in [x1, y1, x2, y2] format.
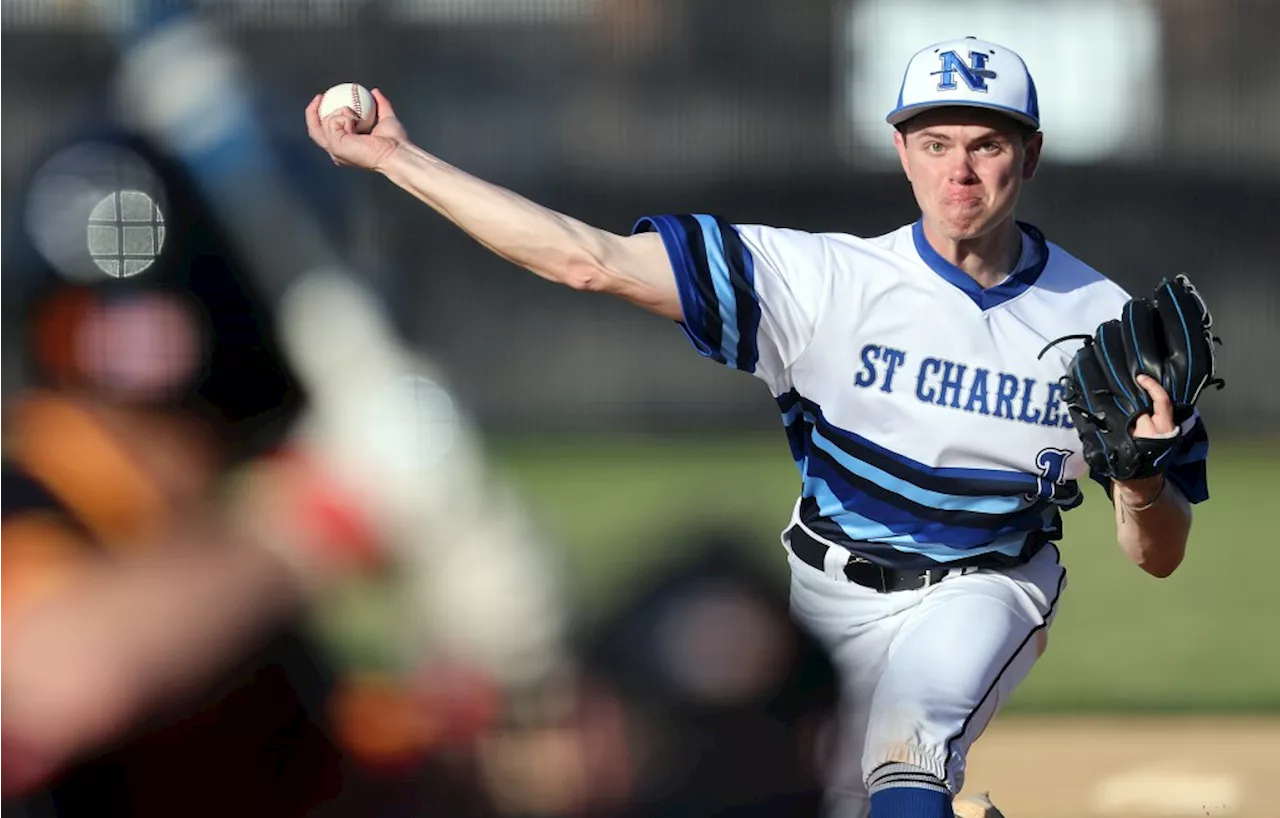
[631, 214, 831, 385]
[1088, 412, 1211, 503]
[1162, 412, 1210, 503]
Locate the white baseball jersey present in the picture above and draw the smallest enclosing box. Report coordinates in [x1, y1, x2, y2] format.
[634, 214, 1210, 570]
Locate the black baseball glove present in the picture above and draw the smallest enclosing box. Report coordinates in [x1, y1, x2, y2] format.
[1043, 275, 1224, 482]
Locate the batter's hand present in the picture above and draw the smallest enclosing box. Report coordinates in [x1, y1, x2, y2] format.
[306, 88, 406, 171]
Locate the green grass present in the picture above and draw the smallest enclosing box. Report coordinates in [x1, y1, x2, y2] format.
[490, 434, 1280, 712]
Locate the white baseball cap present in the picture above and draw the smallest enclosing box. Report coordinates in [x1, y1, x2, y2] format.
[886, 36, 1040, 130]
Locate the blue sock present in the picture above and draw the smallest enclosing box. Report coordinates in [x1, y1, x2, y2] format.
[869, 786, 954, 818]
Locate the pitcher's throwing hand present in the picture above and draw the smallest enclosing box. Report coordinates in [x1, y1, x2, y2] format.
[306, 86, 404, 171]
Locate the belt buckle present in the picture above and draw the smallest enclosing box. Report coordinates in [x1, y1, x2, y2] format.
[840, 554, 879, 590]
[921, 566, 963, 588]
[846, 555, 896, 593]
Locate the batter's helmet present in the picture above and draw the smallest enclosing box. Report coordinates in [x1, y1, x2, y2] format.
[10, 127, 306, 458]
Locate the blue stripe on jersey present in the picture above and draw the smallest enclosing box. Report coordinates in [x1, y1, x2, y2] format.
[631, 214, 760, 373]
[780, 401, 802, 427]
[880, 525, 1049, 564]
[777, 391, 1052, 497]
[780, 400, 806, 463]
[776, 391, 1073, 561]
[694, 214, 743, 368]
[631, 214, 715, 357]
[718, 220, 762, 373]
[800, 500, 1062, 568]
[912, 219, 1050, 311]
[953, 525, 1050, 561]
[807, 475, 901, 541]
[803, 449, 1053, 548]
[810, 429, 1027, 515]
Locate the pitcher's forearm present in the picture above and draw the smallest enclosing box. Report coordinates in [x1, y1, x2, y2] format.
[377, 142, 615, 290]
[1113, 477, 1191, 578]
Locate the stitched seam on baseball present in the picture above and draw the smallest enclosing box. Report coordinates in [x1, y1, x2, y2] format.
[350, 84, 362, 118]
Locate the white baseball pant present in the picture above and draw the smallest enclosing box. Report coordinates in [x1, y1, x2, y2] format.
[787, 530, 1066, 818]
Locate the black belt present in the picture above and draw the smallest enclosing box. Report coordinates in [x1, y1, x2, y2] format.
[787, 526, 973, 593]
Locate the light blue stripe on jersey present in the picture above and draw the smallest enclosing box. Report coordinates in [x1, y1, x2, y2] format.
[782, 392, 1068, 562]
[807, 475, 902, 541]
[886, 526, 1035, 563]
[781, 403, 802, 427]
[803, 447, 1049, 548]
[778, 391, 1046, 494]
[808, 474, 1041, 560]
[693, 214, 741, 369]
[809, 428, 1028, 515]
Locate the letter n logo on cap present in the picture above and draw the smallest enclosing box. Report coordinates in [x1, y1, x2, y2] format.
[934, 50, 996, 92]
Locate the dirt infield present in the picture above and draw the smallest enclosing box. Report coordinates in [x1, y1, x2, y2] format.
[957, 716, 1280, 818]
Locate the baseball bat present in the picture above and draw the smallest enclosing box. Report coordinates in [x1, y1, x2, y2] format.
[107, 1, 565, 689]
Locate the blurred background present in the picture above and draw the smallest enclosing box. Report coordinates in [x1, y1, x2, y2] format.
[2, 1, 1278, 816]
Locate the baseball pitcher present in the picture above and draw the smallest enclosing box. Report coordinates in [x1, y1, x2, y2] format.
[305, 35, 1220, 818]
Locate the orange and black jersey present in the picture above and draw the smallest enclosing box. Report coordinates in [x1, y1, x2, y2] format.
[1, 394, 343, 818]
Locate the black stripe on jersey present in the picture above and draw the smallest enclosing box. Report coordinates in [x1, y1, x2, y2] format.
[715, 215, 760, 373]
[797, 499, 1055, 571]
[814, 419, 1037, 498]
[779, 392, 1038, 497]
[781, 413, 810, 465]
[673, 214, 724, 363]
[805, 442, 1052, 531]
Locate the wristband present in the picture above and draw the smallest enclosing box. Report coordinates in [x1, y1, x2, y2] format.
[1121, 475, 1166, 513]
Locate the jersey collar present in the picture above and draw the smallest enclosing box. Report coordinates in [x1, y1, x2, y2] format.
[911, 219, 1050, 310]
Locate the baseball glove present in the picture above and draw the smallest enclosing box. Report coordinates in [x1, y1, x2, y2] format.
[1041, 274, 1224, 482]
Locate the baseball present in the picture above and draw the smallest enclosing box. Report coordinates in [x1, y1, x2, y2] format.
[318, 83, 377, 133]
